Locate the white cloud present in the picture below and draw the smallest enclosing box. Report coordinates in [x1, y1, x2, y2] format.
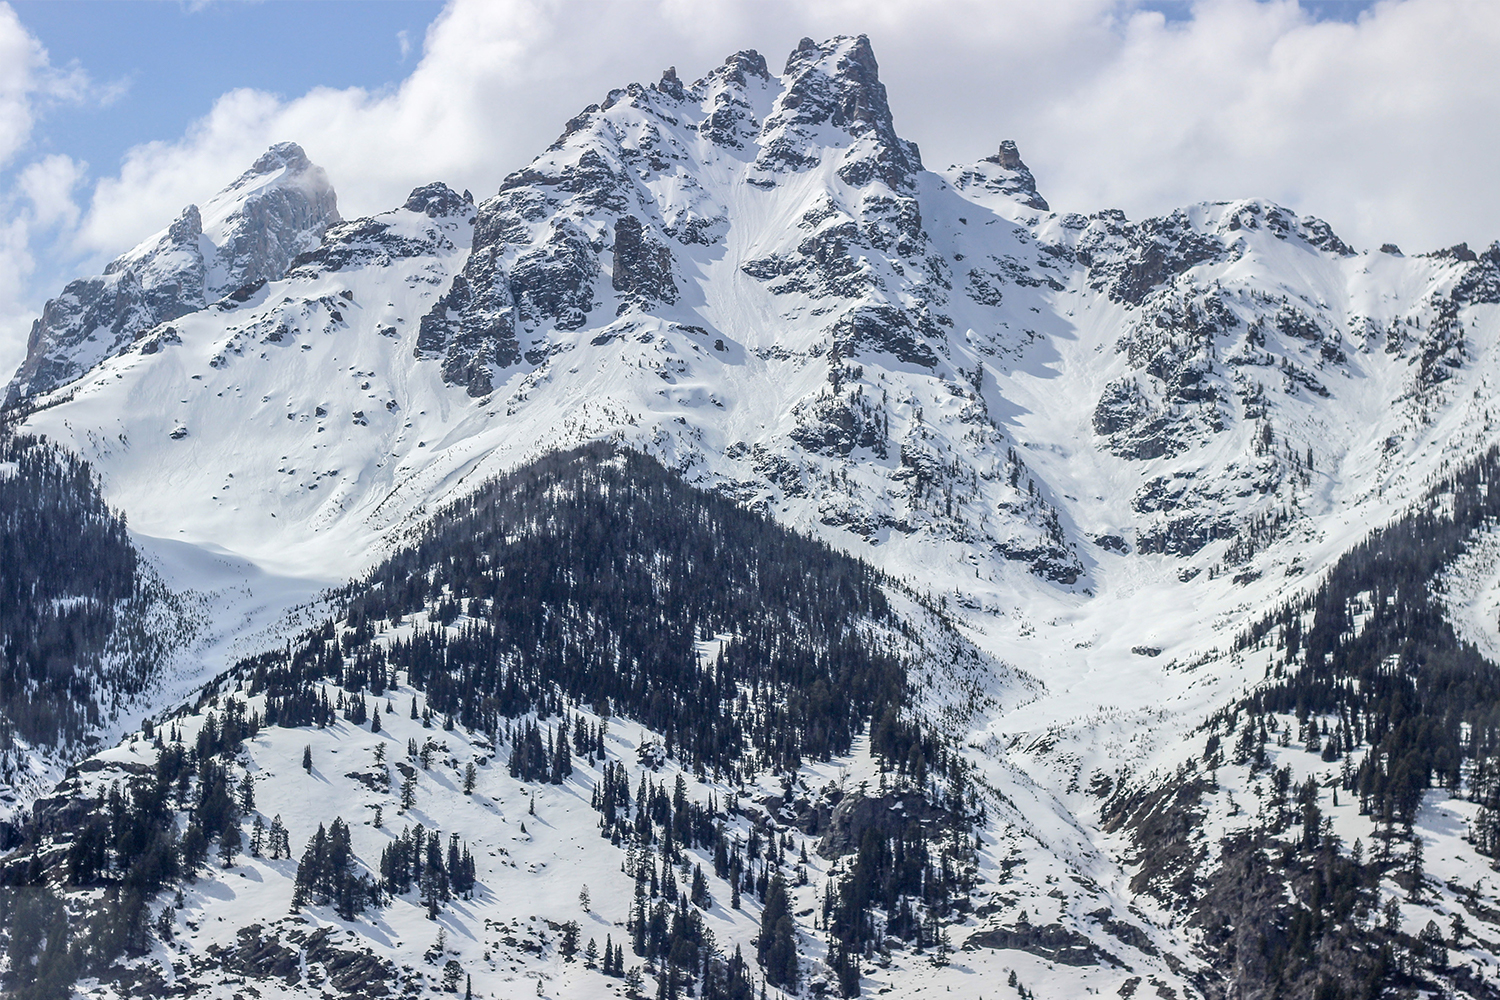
[0, 2, 107, 380]
[0, 7, 43, 168]
[1015, 0, 1500, 254]
[19, 153, 85, 230]
[0, 3, 107, 165]
[0, 212, 36, 381]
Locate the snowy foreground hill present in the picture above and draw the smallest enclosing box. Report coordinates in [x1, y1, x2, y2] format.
[4, 34, 1500, 1000]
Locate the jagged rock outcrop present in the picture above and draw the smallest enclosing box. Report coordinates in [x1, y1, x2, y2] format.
[950, 139, 1050, 212]
[752, 35, 922, 192]
[612, 214, 679, 309]
[967, 921, 1122, 967]
[205, 143, 340, 291]
[815, 789, 956, 859]
[290, 182, 470, 277]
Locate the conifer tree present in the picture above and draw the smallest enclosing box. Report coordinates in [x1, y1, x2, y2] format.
[757, 875, 797, 989]
[551, 725, 573, 784]
[238, 773, 255, 812]
[218, 821, 241, 868]
[401, 771, 417, 812]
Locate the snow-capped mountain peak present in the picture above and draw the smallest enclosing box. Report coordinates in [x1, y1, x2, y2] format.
[5, 142, 338, 407]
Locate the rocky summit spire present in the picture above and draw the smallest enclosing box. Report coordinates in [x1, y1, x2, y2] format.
[657, 66, 685, 101]
[748, 35, 922, 191]
[950, 138, 1049, 212]
[988, 139, 1025, 171]
[206, 141, 340, 295]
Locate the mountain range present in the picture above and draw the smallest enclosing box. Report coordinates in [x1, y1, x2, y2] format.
[2, 34, 1500, 1000]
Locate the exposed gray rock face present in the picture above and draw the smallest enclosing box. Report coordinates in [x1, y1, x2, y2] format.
[1074, 209, 1229, 307]
[1450, 240, 1500, 305]
[612, 214, 679, 309]
[753, 34, 922, 193]
[5, 208, 205, 407]
[815, 790, 956, 859]
[790, 388, 888, 458]
[509, 222, 600, 332]
[415, 270, 517, 397]
[403, 181, 473, 219]
[208, 143, 340, 292]
[966, 920, 1122, 967]
[698, 50, 770, 149]
[291, 182, 469, 277]
[5, 142, 338, 406]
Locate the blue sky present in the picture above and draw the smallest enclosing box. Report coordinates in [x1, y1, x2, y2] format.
[0, 0, 1496, 377]
[1139, 0, 1378, 20]
[9, 1, 444, 180]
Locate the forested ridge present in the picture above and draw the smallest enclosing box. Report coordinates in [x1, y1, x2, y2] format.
[1, 443, 974, 999]
[256, 442, 921, 776]
[1113, 445, 1500, 1000]
[1239, 445, 1500, 838]
[0, 427, 159, 751]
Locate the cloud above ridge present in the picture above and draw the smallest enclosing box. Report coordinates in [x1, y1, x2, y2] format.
[3, 0, 1499, 376]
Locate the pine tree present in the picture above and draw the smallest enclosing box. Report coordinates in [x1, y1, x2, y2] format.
[293, 825, 325, 910]
[181, 820, 208, 875]
[302, 745, 313, 772]
[757, 874, 797, 989]
[218, 821, 241, 868]
[401, 771, 417, 812]
[239, 773, 255, 812]
[691, 865, 710, 909]
[1408, 835, 1426, 901]
[551, 725, 573, 784]
[420, 831, 447, 918]
[267, 815, 287, 860]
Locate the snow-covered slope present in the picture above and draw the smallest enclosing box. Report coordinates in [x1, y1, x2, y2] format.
[7, 31, 1500, 1000]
